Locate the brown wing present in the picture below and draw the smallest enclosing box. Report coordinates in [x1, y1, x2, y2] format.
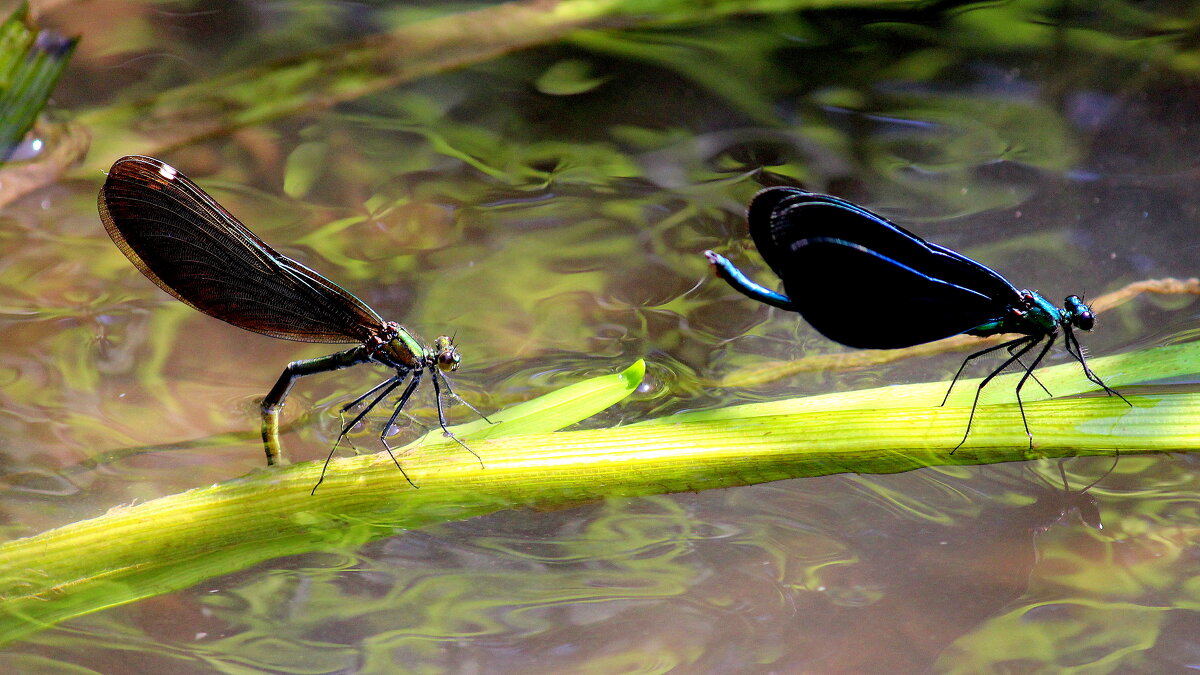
[99, 155, 383, 344]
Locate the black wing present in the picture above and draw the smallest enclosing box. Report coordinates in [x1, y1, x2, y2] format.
[747, 187, 1023, 349]
[99, 155, 383, 344]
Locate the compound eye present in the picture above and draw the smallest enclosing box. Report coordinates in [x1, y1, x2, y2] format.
[1075, 310, 1095, 331]
[438, 348, 461, 372]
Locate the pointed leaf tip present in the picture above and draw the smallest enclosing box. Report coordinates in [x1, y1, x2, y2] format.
[619, 359, 646, 388]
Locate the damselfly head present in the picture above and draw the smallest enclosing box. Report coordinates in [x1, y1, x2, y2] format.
[1063, 295, 1095, 331]
[434, 335, 461, 372]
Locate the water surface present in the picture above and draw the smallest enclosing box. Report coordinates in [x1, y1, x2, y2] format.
[2, 2, 1199, 672]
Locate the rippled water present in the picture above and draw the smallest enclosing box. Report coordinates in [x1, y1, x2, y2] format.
[2, 2, 1200, 672]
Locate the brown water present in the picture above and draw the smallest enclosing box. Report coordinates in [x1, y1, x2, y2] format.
[2, 2, 1199, 672]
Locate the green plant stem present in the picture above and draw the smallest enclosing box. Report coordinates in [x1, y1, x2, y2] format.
[0, 344, 1197, 644]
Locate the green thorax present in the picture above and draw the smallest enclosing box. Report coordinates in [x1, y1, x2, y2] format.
[967, 290, 1064, 338]
[374, 322, 428, 369]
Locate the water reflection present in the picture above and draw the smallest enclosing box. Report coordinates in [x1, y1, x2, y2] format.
[27, 461, 1167, 672]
